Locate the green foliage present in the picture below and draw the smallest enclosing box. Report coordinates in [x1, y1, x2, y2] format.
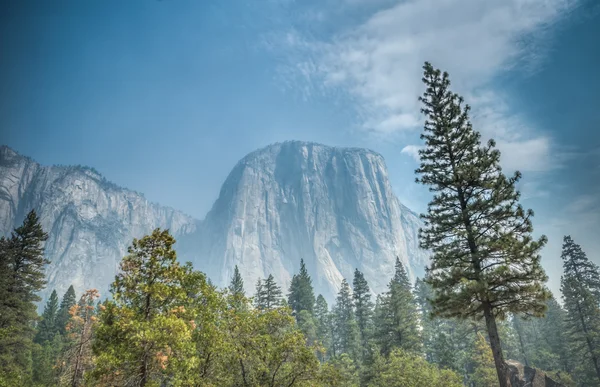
[321, 354, 360, 387]
[374, 258, 421, 356]
[415, 277, 475, 378]
[223, 306, 323, 386]
[314, 294, 333, 361]
[288, 259, 316, 316]
[31, 334, 63, 386]
[416, 62, 549, 386]
[368, 349, 463, 387]
[228, 264, 245, 297]
[91, 229, 199, 386]
[0, 209, 49, 385]
[255, 274, 283, 311]
[332, 279, 360, 362]
[228, 265, 246, 310]
[353, 269, 374, 363]
[56, 285, 77, 335]
[471, 332, 498, 387]
[560, 235, 600, 385]
[35, 290, 60, 344]
[511, 294, 572, 375]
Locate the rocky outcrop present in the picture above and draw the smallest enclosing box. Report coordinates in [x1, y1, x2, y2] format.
[193, 141, 428, 301]
[507, 360, 566, 387]
[0, 145, 198, 301]
[0, 141, 429, 303]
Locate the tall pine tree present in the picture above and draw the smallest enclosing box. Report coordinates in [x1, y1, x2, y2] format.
[560, 235, 600, 384]
[0, 209, 49, 384]
[254, 274, 283, 310]
[228, 265, 246, 310]
[288, 259, 316, 316]
[35, 289, 59, 344]
[374, 258, 421, 356]
[56, 285, 77, 335]
[416, 62, 549, 387]
[229, 265, 245, 297]
[352, 268, 374, 362]
[332, 279, 360, 361]
[314, 294, 333, 360]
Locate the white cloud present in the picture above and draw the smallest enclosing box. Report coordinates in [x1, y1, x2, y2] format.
[276, 0, 579, 172]
[400, 145, 422, 162]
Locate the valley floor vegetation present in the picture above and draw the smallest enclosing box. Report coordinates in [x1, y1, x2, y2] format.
[1, 63, 600, 387]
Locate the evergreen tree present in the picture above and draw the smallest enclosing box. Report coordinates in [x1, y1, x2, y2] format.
[0, 209, 49, 384]
[315, 294, 333, 360]
[228, 265, 246, 310]
[91, 229, 199, 386]
[229, 265, 245, 297]
[254, 274, 283, 310]
[56, 285, 77, 335]
[560, 235, 600, 384]
[416, 62, 549, 387]
[332, 279, 360, 361]
[374, 258, 421, 356]
[35, 289, 60, 344]
[352, 269, 374, 362]
[510, 296, 572, 376]
[288, 259, 316, 316]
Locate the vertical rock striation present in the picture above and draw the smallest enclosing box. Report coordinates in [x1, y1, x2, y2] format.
[194, 141, 428, 301]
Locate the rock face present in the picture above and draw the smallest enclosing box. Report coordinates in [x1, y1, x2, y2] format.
[507, 360, 566, 387]
[0, 141, 428, 303]
[193, 141, 428, 301]
[0, 145, 198, 301]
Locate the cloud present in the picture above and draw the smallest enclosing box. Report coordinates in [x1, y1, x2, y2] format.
[274, 0, 580, 172]
[400, 145, 422, 162]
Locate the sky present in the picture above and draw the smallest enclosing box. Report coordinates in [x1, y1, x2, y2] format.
[1, 0, 599, 297]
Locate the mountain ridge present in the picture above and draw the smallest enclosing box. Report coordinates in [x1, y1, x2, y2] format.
[0, 142, 428, 302]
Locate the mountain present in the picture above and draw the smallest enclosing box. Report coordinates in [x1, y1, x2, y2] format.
[190, 141, 428, 301]
[0, 145, 198, 301]
[0, 142, 428, 303]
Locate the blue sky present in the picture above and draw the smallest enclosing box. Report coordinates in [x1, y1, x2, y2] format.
[1, 0, 599, 296]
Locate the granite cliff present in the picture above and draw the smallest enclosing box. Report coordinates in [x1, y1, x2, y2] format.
[0, 142, 428, 302]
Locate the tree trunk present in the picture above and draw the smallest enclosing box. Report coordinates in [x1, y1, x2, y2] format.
[483, 305, 511, 387]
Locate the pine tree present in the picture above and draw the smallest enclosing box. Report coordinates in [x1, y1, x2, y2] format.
[35, 290, 60, 344]
[254, 274, 283, 310]
[510, 295, 572, 375]
[314, 294, 333, 361]
[352, 269, 374, 362]
[0, 209, 49, 384]
[560, 235, 600, 384]
[229, 265, 245, 297]
[228, 265, 246, 310]
[374, 258, 421, 356]
[288, 259, 316, 316]
[56, 285, 77, 335]
[416, 62, 549, 387]
[332, 279, 360, 361]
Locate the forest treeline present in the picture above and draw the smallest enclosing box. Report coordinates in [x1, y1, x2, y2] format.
[1, 63, 600, 387]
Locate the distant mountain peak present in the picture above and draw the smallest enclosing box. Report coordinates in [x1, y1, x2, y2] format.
[0, 142, 428, 303]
